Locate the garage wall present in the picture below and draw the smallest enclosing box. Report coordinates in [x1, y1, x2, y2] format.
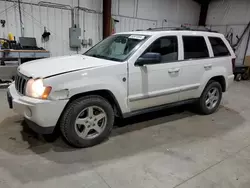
[206, 0, 250, 64]
[0, 0, 102, 56]
[112, 0, 200, 28]
[15, 0, 101, 9]
[0, 0, 200, 57]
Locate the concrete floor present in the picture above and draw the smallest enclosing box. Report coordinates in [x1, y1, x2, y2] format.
[0, 82, 250, 188]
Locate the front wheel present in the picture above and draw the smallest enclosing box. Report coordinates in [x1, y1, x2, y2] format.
[198, 81, 222, 115]
[60, 95, 114, 148]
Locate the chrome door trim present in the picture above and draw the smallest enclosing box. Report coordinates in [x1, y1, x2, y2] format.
[129, 88, 179, 102]
[180, 84, 200, 92]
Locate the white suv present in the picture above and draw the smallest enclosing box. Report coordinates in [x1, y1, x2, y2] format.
[7, 30, 235, 147]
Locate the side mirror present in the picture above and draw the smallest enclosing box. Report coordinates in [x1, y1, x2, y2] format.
[135, 52, 161, 66]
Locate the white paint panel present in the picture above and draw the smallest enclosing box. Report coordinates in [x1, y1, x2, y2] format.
[21, 0, 76, 7]
[136, 0, 200, 25]
[79, 0, 102, 12]
[207, 0, 250, 25]
[178, 0, 200, 25]
[162, 20, 181, 28]
[112, 16, 157, 33]
[0, 1, 102, 56]
[18, 0, 101, 10]
[0, 1, 20, 39]
[78, 11, 102, 54]
[1, 0, 200, 57]
[21, 4, 73, 57]
[137, 0, 158, 20]
[118, 0, 135, 17]
[111, 0, 119, 15]
[210, 26, 227, 35]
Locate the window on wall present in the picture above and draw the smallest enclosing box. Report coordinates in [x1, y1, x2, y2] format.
[209, 37, 230, 57]
[183, 36, 209, 59]
[145, 36, 178, 63]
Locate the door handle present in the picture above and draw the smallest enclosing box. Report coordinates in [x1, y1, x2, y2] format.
[174, 68, 180, 73]
[204, 64, 212, 69]
[168, 68, 180, 74]
[168, 69, 175, 73]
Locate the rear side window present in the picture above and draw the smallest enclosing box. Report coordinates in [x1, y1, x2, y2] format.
[183, 36, 209, 59]
[145, 36, 178, 63]
[209, 37, 230, 57]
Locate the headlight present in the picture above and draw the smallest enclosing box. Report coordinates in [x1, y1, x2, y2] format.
[25, 79, 52, 99]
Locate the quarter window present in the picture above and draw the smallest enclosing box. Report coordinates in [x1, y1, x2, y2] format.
[145, 36, 178, 63]
[183, 36, 209, 59]
[209, 37, 230, 57]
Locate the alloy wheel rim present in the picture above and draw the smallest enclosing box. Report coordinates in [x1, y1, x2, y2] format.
[205, 87, 219, 110]
[75, 106, 107, 139]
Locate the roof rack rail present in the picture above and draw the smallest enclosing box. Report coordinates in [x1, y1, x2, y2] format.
[147, 26, 218, 33]
[147, 26, 176, 31]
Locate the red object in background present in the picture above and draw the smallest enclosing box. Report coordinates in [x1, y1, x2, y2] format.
[111, 18, 115, 34]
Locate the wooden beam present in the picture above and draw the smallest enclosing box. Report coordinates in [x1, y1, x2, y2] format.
[103, 0, 112, 39]
[198, 2, 209, 26]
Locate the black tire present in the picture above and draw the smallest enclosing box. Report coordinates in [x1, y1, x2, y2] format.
[242, 72, 249, 80]
[235, 74, 242, 81]
[60, 95, 114, 148]
[198, 81, 222, 115]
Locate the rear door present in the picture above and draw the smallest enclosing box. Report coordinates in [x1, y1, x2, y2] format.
[178, 35, 211, 101]
[207, 36, 235, 89]
[208, 36, 234, 74]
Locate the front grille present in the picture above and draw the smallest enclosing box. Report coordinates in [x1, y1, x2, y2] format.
[15, 72, 29, 95]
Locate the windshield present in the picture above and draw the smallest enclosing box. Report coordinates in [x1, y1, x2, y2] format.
[84, 34, 149, 62]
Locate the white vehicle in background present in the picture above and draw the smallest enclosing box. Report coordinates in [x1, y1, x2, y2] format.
[7, 29, 235, 148]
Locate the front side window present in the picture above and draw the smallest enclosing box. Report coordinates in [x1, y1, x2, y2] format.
[183, 36, 209, 59]
[84, 34, 149, 62]
[145, 36, 178, 63]
[209, 37, 230, 57]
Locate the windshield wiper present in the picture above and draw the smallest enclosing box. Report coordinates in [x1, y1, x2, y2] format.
[90, 54, 105, 59]
[104, 57, 120, 61]
[90, 54, 101, 58]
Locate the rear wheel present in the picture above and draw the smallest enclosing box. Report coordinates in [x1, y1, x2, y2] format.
[60, 95, 114, 148]
[242, 72, 249, 80]
[198, 81, 222, 115]
[235, 74, 242, 81]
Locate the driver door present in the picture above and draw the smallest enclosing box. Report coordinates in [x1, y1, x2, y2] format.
[128, 36, 181, 111]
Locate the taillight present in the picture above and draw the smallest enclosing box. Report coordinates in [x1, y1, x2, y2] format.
[232, 58, 236, 71]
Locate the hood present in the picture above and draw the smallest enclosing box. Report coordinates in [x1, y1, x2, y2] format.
[18, 55, 117, 78]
